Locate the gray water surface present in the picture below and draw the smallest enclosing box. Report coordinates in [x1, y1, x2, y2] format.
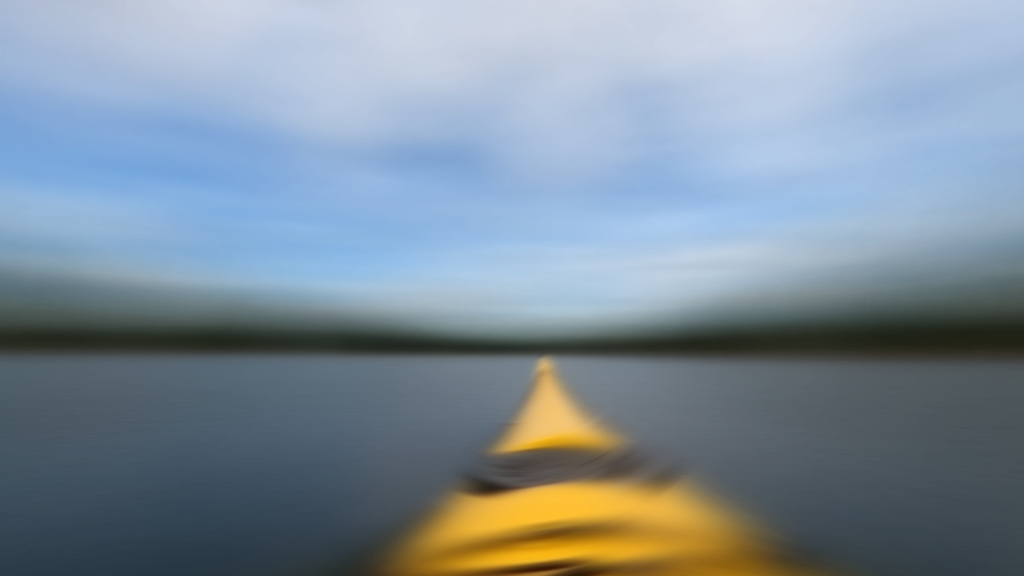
[1, 355, 1021, 576]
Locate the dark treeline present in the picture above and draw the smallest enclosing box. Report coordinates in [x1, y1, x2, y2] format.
[4, 318, 1024, 355]
[4, 262, 1024, 354]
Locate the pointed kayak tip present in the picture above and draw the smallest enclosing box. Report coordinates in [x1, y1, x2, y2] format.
[489, 356, 623, 454]
[535, 355, 556, 375]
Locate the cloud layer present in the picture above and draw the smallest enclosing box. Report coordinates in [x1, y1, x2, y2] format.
[1, 0, 1023, 329]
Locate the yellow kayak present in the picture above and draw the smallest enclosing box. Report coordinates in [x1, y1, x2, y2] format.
[378, 358, 835, 576]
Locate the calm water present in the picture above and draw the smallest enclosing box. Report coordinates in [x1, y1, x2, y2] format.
[0, 355, 1021, 576]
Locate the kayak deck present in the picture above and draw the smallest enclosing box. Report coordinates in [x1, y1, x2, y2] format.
[378, 358, 836, 576]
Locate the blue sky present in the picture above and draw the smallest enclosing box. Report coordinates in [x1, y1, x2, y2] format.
[1, 0, 1023, 332]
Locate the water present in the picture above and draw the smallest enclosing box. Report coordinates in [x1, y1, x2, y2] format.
[0, 355, 1021, 576]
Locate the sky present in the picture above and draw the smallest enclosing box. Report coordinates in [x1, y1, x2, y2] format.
[0, 0, 1023, 333]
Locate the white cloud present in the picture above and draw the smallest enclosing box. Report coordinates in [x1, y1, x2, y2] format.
[4, 0, 1020, 186]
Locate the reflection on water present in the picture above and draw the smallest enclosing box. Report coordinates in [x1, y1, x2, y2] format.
[0, 355, 1021, 576]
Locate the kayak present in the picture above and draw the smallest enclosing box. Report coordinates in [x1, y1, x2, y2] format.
[378, 358, 835, 576]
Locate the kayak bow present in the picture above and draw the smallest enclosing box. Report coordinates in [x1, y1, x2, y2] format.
[379, 358, 833, 576]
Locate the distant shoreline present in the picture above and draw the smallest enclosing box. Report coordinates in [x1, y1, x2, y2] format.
[3, 325, 1024, 357]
